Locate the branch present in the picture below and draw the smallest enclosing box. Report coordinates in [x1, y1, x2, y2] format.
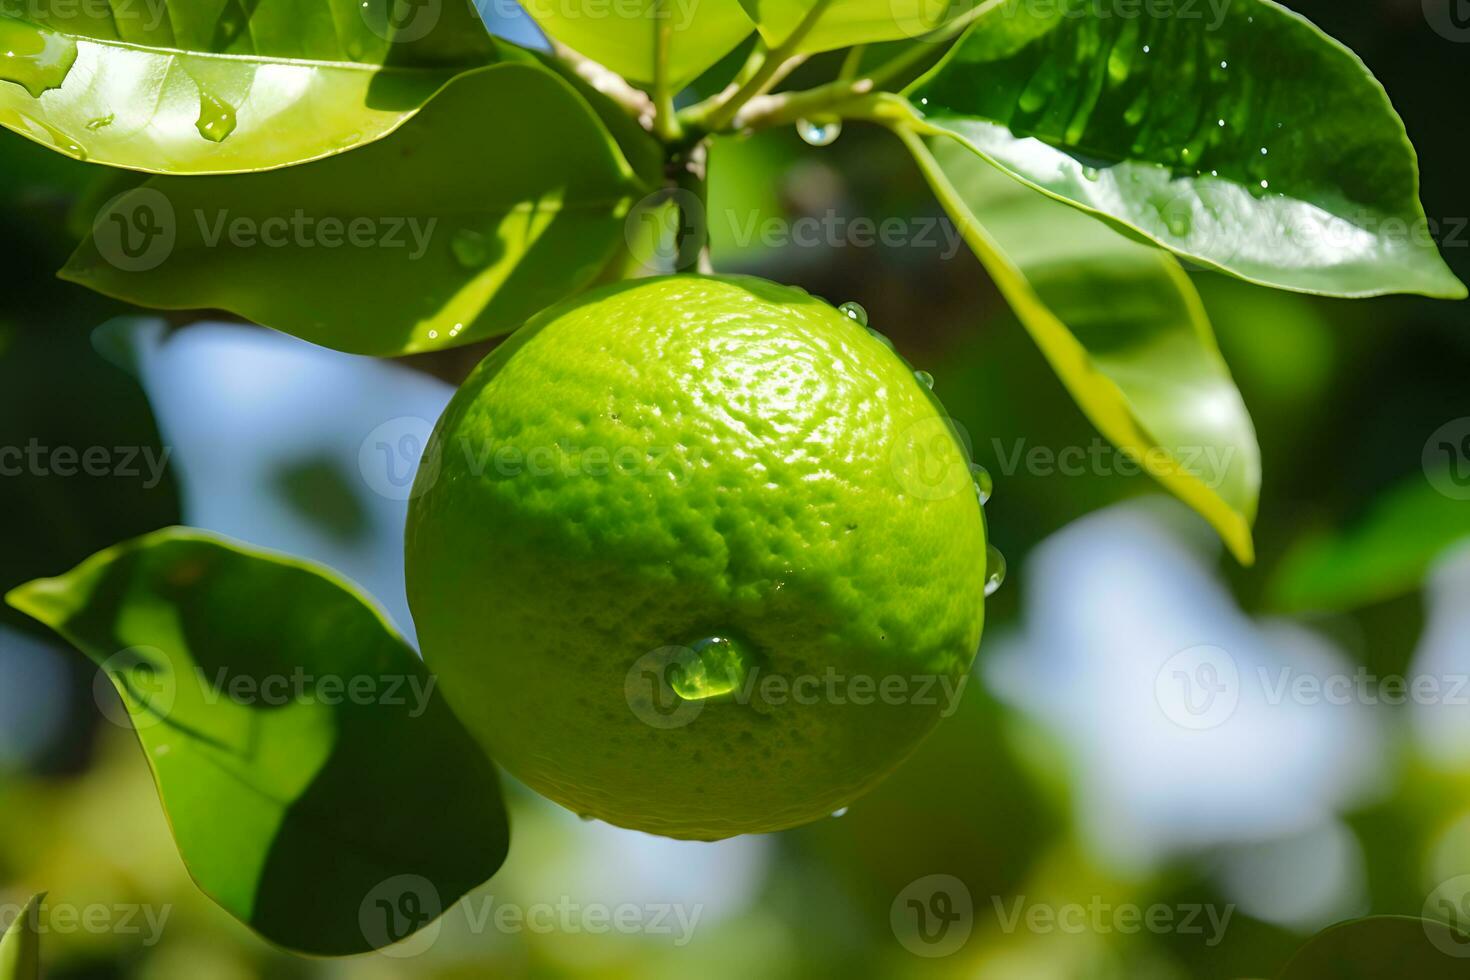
[550, 40, 655, 130]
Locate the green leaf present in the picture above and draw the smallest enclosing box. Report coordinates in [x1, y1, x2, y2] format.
[1279, 916, 1470, 979]
[902, 0, 1466, 299]
[905, 131, 1259, 562]
[739, 0, 968, 53]
[1271, 472, 1470, 612]
[60, 63, 648, 357]
[0, 0, 500, 174]
[0, 895, 42, 980]
[523, 0, 752, 87]
[5, 528, 509, 957]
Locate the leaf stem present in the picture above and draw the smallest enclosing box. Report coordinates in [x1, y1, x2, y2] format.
[733, 0, 1002, 131]
[682, 0, 835, 133]
[651, 0, 683, 141]
[550, 40, 656, 129]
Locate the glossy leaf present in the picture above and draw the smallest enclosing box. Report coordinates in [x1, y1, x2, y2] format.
[0, 0, 500, 174]
[1271, 472, 1470, 612]
[907, 132, 1259, 562]
[903, 0, 1466, 299]
[522, 0, 752, 87]
[739, 0, 969, 53]
[61, 63, 648, 357]
[1279, 916, 1470, 979]
[0, 895, 42, 980]
[5, 528, 509, 956]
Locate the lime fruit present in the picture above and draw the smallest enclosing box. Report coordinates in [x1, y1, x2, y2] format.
[405, 275, 988, 840]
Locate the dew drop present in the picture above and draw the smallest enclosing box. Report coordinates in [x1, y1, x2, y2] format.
[1165, 211, 1191, 237]
[195, 89, 237, 143]
[837, 300, 868, 327]
[85, 113, 114, 131]
[0, 19, 77, 98]
[914, 369, 934, 390]
[670, 636, 755, 702]
[830, 806, 850, 818]
[971, 463, 993, 505]
[1082, 165, 1100, 182]
[796, 117, 842, 147]
[984, 545, 1007, 597]
[451, 228, 491, 268]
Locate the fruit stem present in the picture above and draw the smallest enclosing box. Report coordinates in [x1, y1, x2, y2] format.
[665, 141, 713, 273]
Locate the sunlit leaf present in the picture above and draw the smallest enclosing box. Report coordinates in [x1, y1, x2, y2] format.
[738, 0, 972, 53]
[0, 0, 501, 174]
[0, 894, 42, 980]
[903, 0, 1465, 299]
[905, 132, 1259, 562]
[523, 0, 752, 87]
[61, 63, 648, 356]
[6, 528, 509, 956]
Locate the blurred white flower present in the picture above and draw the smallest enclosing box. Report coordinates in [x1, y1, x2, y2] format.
[986, 499, 1385, 873]
[100, 319, 453, 640]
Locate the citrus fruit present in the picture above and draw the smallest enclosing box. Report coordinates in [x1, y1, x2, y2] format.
[405, 274, 988, 840]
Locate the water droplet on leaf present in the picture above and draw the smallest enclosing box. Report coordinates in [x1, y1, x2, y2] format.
[0, 19, 77, 98]
[914, 369, 934, 390]
[195, 90, 237, 142]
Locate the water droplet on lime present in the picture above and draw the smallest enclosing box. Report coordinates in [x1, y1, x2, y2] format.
[984, 545, 1006, 597]
[838, 301, 868, 327]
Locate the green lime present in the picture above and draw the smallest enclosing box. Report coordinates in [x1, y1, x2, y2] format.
[406, 275, 987, 840]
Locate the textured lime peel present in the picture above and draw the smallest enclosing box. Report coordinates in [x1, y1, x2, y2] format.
[406, 275, 988, 839]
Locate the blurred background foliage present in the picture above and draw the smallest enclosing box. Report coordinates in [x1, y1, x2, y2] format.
[2, 0, 1469, 976]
